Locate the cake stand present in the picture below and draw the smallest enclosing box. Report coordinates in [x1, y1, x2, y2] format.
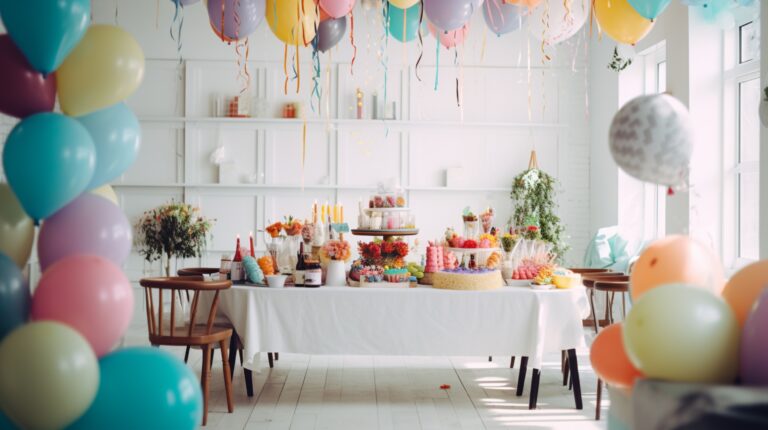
[351, 228, 419, 241]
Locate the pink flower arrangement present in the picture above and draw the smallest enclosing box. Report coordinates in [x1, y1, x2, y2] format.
[321, 240, 351, 262]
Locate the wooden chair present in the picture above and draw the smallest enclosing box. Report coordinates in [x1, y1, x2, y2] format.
[582, 273, 626, 333]
[592, 278, 630, 420]
[567, 268, 611, 275]
[177, 267, 220, 277]
[139, 276, 234, 426]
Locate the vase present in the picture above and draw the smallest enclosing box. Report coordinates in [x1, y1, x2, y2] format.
[325, 260, 347, 286]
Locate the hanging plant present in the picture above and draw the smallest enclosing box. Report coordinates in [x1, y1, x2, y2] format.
[607, 46, 632, 72]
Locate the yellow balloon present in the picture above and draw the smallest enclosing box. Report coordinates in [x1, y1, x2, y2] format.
[57, 25, 145, 116]
[390, 0, 419, 8]
[594, 0, 654, 45]
[266, 0, 318, 45]
[90, 184, 119, 206]
[0, 184, 34, 268]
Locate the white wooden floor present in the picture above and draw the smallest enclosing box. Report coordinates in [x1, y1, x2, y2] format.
[124, 328, 608, 430]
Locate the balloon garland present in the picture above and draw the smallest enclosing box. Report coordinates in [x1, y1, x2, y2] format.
[0, 1, 204, 429]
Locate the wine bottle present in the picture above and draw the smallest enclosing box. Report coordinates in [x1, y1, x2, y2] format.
[232, 235, 243, 283]
[295, 242, 306, 287]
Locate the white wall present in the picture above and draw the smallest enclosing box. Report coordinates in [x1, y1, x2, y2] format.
[761, 1, 768, 260]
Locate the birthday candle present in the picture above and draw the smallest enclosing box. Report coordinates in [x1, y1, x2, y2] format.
[334, 205, 339, 224]
[248, 231, 255, 257]
[341, 205, 344, 223]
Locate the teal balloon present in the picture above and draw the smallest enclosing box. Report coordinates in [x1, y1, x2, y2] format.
[627, 0, 672, 20]
[0, 0, 90, 74]
[68, 347, 203, 430]
[0, 253, 29, 343]
[2, 113, 95, 221]
[0, 410, 19, 430]
[388, 3, 422, 43]
[697, 0, 733, 22]
[76, 103, 141, 190]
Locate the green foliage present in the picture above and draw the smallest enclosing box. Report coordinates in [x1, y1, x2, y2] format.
[510, 168, 569, 260]
[608, 46, 632, 72]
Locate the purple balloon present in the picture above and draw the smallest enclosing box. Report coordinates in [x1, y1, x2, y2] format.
[482, 0, 525, 36]
[207, 0, 266, 41]
[38, 194, 132, 272]
[424, 0, 478, 32]
[741, 288, 768, 385]
[316, 17, 347, 53]
[0, 35, 56, 119]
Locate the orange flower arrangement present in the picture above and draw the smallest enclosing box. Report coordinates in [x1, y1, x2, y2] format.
[320, 239, 351, 262]
[266, 221, 283, 238]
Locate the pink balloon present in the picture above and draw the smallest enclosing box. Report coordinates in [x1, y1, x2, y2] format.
[32, 255, 133, 357]
[319, 0, 356, 18]
[0, 35, 56, 119]
[428, 21, 469, 48]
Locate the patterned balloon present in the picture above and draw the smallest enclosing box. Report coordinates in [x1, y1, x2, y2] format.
[609, 94, 693, 187]
[529, 0, 588, 45]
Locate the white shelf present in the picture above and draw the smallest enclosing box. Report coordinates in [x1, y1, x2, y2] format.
[112, 183, 510, 193]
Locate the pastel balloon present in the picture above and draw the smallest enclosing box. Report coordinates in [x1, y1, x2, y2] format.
[630, 235, 724, 301]
[68, 347, 203, 430]
[722, 260, 768, 328]
[2, 113, 95, 221]
[388, 2, 422, 42]
[590, 324, 644, 389]
[0, 185, 34, 268]
[504, 0, 542, 7]
[57, 25, 145, 116]
[741, 289, 768, 385]
[37, 194, 132, 271]
[627, 0, 672, 20]
[32, 255, 133, 357]
[424, 0, 477, 32]
[483, 0, 525, 36]
[428, 22, 470, 48]
[389, 0, 419, 8]
[0, 35, 56, 119]
[90, 184, 119, 205]
[0, 411, 19, 430]
[319, 0, 355, 18]
[0, 322, 99, 430]
[529, 0, 588, 45]
[609, 94, 693, 187]
[0, 253, 29, 343]
[316, 16, 348, 52]
[0, 0, 89, 74]
[266, 0, 319, 45]
[623, 284, 739, 384]
[76, 103, 141, 190]
[594, 0, 654, 45]
[207, 0, 265, 42]
[176, 0, 200, 5]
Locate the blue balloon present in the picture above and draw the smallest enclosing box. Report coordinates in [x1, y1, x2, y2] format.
[0, 253, 29, 342]
[482, 0, 526, 36]
[76, 103, 141, 190]
[68, 347, 203, 430]
[0, 0, 90, 74]
[627, 0, 672, 20]
[0, 410, 19, 430]
[2, 113, 95, 222]
[388, 3, 422, 43]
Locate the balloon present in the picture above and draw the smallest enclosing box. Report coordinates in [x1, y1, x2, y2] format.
[627, 0, 672, 20]
[529, 0, 588, 45]
[0, 322, 99, 430]
[424, 0, 477, 32]
[482, 0, 525, 36]
[76, 103, 141, 190]
[428, 22, 470, 48]
[0, 253, 29, 343]
[90, 184, 120, 205]
[594, 0, 654, 45]
[266, 0, 318, 45]
[623, 284, 739, 383]
[697, 0, 734, 23]
[2, 113, 95, 221]
[319, 0, 355, 18]
[609, 94, 692, 187]
[316, 16, 347, 52]
[37, 194, 133, 271]
[741, 289, 768, 385]
[389, 0, 418, 8]
[57, 25, 145, 117]
[0, 411, 19, 430]
[207, 0, 265, 42]
[590, 323, 644, 389]
[175, 0, 200, 5]
[504, 0, 542, 7]
[722, 260, 768, 328]
[388, 2, 422, 42]
[0, 35, 56, 119]
[629, 235, 724, 301]
[0, 185, 34, 268]
[68, 347, 203, 430]
[0, 0, 89, 74]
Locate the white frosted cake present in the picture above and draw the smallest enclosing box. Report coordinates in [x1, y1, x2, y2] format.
[432, 268, 504, 291]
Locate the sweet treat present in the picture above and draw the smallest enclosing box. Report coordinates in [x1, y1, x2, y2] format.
[462, 207, 479, 239]
[432, 268, 503, 291]
[383, 267, 409, 282]
[480, 208, 494, 233]
[359, 266, 384, 283]
[406, 262, 425, 280]
[443, 250, 458, 270]
[478, 233, 498, 248]
[257, 255, 275, 276]
[301, 221, 314, 244]
[512, 259, 553, 280]
[533, 266, 554, 286]
[357, 194, 415, 231]
[552, 269, 582, 289]
[424, 243, 445, 273]
[485, 252, 502, 269]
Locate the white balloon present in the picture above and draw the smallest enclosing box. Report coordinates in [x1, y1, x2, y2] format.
[609, 94, 693, 187]
[528, 0, 588, 45]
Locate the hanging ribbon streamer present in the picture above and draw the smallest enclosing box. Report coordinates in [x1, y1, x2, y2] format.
[459, 44, 465, 122]
[350, 10, 357, 75]
[380, 1, 389, 106]
[295, 0, 301, 94]
[434, 36, 440, 91]
[114, 0, 119, 24]
[310, 8, 321, 113]
[541, 0, 551, 62]
[526, 24, 532, 122]
[233, 1, 251, 96]
[169, 0, 184, 68]
[284, 43, 289, 95]
[454, 46, 459, 107]
[301, 113, 307, 191]
[415, 3, 424, 82]
[295, 40, 301, 94]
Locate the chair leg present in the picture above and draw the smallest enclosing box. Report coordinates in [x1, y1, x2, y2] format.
[184, 346, 191, 364]
[589, 290, 599, 334]
[244, 368, 254, 397]
[219, 340, 234, 413]
[488, 356, 492, 362]
[566, 349, 583, 410]
[563, 354, 570, 386]
[529, 369, 541, 410]
[209, 348, 215, 370]
[268, 352, 274, 368]
[516, 356, 529, 397]
[275, 352, 279, 361]
[201, 345, 211, 426]
[621, 292, 627, 319]
[596, 379, 603, 420]
[509, 356, 515, 369]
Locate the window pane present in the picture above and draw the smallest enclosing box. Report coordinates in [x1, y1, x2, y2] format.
[740, 21, 757, 64]
[739, 78, 760, 164]
[739, 172, 759, 260]
[657, 61, 667, 93]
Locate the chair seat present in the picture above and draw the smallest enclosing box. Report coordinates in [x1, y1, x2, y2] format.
[150, 323, 233, 347]
[594, 281, 630, 292]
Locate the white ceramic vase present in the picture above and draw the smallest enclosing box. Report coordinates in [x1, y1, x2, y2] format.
[325, 260, 347, 286]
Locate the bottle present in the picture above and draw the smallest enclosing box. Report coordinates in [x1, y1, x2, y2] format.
[231, 235, 243, 283]
[304, 261, 322, 287]
[468, 254, 477, 270]
[294, 242, 306, 287]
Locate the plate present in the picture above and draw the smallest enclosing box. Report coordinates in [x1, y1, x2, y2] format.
[505, 279, 531, 287]
[530, 283, 554, 291]
[446, 247, 501, 254]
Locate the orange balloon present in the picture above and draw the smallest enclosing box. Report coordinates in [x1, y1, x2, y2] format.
[319, 6, 332, 22]
[504, 0, 543, 7]
[590, 323, 644, 389]
[722, 260, 768, 328]
[630, 235, 725, 301]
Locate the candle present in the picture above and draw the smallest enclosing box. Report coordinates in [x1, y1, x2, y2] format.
[312, 200, 318, 223]
[321, 204, 326, 223]
[249, 231, 255, 257]
[341, 205, 344, 223]
[333, 205, 339, 224]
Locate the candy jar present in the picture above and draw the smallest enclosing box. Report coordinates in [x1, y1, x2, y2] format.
[480, 208, 494, 234]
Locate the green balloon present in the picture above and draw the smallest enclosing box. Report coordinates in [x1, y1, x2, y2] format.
[0, 184, 34, 268]
[388, 2, 422, 43]
[623, 284, 740, 383]
[0, 322, 99, 430]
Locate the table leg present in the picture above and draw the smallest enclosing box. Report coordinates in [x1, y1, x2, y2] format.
[562, 354, 570, 387]
[244, 368, 254, 397]
[228, 336, 238, 380]
[516, 356, 529, 397]
[596, 379, 603, 420]
[488, 356, 492, 362]
[509, 356, 515, 369]
[529, 369, 541, 410]
[567, 349, 583, 410]
[268, 352, 274, 369]
[589, 290, 599, 334]
[184, 346, 191, 364]
[275, 352, 279, 361]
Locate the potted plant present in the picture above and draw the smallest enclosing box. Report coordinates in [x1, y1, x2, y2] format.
[135, 201, 215, 277]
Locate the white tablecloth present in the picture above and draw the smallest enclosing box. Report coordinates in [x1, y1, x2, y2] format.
[201, 285, 589, 370]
